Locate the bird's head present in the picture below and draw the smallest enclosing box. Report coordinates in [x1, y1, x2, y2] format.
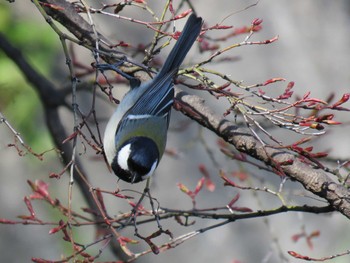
[112, 137, 159, 183]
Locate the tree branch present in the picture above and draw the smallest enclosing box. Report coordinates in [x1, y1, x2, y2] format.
[0, 32, 99, 213]
[28, 0, 350, 219]
[174, 90, 350, 219]
[39, 0, 126, 62]
[0, 23, 131, 263]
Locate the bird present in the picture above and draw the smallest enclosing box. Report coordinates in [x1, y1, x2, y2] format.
[103, 13, 203, 183]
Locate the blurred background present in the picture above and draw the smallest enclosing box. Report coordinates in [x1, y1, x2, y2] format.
[1, 0, 350, 262]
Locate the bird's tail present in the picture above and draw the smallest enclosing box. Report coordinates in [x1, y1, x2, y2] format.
[157, 13, 202, 78]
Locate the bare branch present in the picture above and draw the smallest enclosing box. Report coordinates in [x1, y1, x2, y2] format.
[174, 89, 350, 219]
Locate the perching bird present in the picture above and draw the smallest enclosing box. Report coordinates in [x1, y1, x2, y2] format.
[103, 13, 203, 183]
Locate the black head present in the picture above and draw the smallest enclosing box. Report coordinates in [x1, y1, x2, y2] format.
[111, 137, 159, 183]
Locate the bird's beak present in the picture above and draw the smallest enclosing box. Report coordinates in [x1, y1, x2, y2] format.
[131, 173, 138, 184]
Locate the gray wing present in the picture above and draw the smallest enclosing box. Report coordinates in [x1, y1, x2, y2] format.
[126, 69, 176, 117]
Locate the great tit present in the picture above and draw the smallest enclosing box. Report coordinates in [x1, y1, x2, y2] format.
[103, 13, 203, 183]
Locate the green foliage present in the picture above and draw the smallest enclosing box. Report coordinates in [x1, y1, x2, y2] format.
[0, 3, 59, 150]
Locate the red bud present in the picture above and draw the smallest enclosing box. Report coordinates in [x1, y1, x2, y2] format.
[252, 18, 263, 26]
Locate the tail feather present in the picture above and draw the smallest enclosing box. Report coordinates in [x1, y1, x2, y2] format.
[157, 14, 202, 78]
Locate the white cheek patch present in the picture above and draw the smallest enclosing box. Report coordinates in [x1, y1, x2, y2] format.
[141, 160, 158, 180]
[117, 144, 131, 170]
